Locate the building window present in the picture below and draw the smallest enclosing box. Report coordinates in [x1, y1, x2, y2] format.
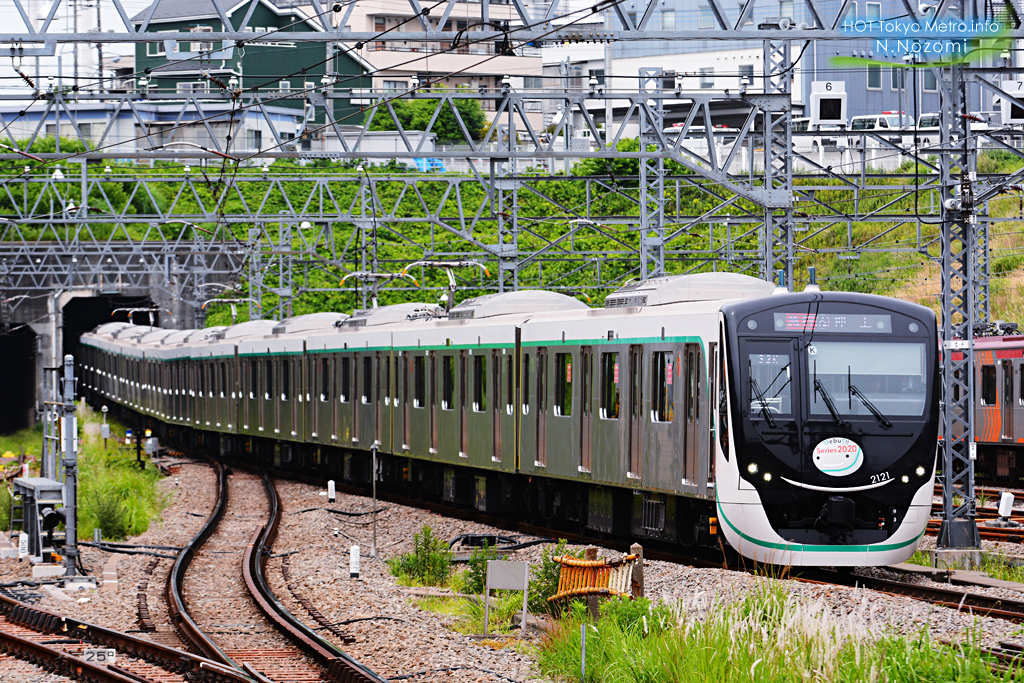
[177, 81, 209, 95]
[842, 2, 857, 24]
[246, 129, 262, 150]
[865, 1, 881, 23]
[524, 76, 544, 88]
[661, 10, 676, 29]
[737, 2, 753, 25]
[739, 64, 754, 88]
[779, 0, 794, 16]
[146, 41, 165, 57]
[699, 67, 714, 89]
[554, 353, 573, 417]
[382, 80, 407, 91]
[923, 69, 937, 91]
[867, 64, 881, 89]
[890, 67, 904, 90]
[190, 25, 213, 53]
[600, 352, 620, 419]
[626, 11, 638, 26]
[698, 6, 714, 28]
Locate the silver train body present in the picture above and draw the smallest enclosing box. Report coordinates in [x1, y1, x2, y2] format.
[78, 273, 938, 566]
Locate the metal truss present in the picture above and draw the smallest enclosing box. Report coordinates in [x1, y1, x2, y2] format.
[760, 39, 794, 287]
[2, 0, 1020, 48]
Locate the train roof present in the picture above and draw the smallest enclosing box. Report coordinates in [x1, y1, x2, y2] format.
[341, 303, 443, 327]
[449, 290, 588, 320]
[271, 312, 348, 334]
[604, 273, 775, 308]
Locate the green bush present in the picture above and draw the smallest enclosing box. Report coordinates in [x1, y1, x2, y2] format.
[464, 540, 500, 594]
[387, 525, 452, 586]
[529, 539, 583, 614]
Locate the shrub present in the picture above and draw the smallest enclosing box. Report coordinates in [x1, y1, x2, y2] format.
[387, 525, 452, 586]
[464, 540, 500, 594]
[529, 539, 583, 614]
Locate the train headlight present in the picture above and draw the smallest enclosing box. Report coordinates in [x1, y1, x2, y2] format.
[763, 472, 772, 482]
[747, 463, 758, 474]
[915, 466, 926, 477]
[901, 475, 910, 483]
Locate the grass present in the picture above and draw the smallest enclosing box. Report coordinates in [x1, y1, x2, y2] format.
[981, 551, 1024, 584]
[416, 590, 529, 635]
[0, 424, 44, 461]
[76, 406, 167, 541]
[907, 549, 932, 567]
[537, 580, 1018, 683]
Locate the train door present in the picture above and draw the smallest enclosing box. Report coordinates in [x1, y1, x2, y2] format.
[627, 345, 644, 478]
[579, 346, 593, 472]
[460, 350, 469, 457]
[1004, 359, 1015, 441]
[684, 343, 702, 485]
[430, 351, 438, 453]
[536, 347, 548, 467]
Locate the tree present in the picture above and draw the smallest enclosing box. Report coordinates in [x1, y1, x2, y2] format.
[366, 88, 487, 143]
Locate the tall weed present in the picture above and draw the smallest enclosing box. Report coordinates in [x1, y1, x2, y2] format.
[387, 525, 452, 586]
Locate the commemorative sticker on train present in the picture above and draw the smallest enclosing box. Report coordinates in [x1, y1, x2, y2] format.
[812, 437, 864, 477]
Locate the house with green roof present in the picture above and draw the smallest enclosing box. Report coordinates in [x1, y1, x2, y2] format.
[132, 0, 372, 151]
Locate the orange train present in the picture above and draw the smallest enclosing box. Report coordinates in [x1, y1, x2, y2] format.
[965, 334, 1024, 480]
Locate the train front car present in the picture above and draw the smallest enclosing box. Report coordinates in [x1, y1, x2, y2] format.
[716, 291, 939, 566]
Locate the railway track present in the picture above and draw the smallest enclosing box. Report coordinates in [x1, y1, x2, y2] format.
[169, 459, 385, 683]
[0, 586, 246, 682]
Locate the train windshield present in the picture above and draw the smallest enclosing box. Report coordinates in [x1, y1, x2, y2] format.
[748, 352, 792, 420]
[807, 341, 927, 418]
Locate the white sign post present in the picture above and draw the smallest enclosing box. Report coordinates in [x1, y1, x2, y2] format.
[483, 560, 530, 635]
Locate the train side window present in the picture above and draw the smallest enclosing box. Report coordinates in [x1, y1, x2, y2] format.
[537, 349, 547, 414]
[651, 351, 674, 422]
[362, 356, 372, 404]
[981, 365, 997, 405]
[442, 356, 455, 410]
[1020, 367, 1024, 406]
[600, 352, 620, 419]
[220, 363, 227, 398]
[340, 357, 351, 402]
[554, 353, 573, 416]
[281, 359, 290, 401]
[506, 355, 514, 412]
[522, 354, 531, 414]
[265, 359, 273, 400]
[198, 362, 205, 397]
[718, 334, 730, 460]
[320, 359, 331, 401]
[688, 349, 698, 423]
[473, 355, 487, 412]
[250, 360, 258, 399]
[414, 356, 426, 407]
[430, 353, 438, 408]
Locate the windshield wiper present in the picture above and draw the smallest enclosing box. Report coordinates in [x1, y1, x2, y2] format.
[849, 384, 893, 429]
[749, 377, 777, 428]
[814, 379, 848, 429]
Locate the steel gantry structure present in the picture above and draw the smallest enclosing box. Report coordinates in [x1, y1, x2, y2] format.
[3, 0, 1024, 552]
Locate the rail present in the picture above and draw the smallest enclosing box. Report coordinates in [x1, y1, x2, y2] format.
[0, 588, 249, 682]
[243, 469, 389, 683]
[166, 458, 240, 670]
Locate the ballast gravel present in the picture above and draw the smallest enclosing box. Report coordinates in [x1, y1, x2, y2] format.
[4, 457, 1024, 681]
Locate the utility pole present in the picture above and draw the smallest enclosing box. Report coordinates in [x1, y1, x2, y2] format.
[95, 0, 103, 93]
[61, 354, 79, 578]
[72, 0, 79, 91]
